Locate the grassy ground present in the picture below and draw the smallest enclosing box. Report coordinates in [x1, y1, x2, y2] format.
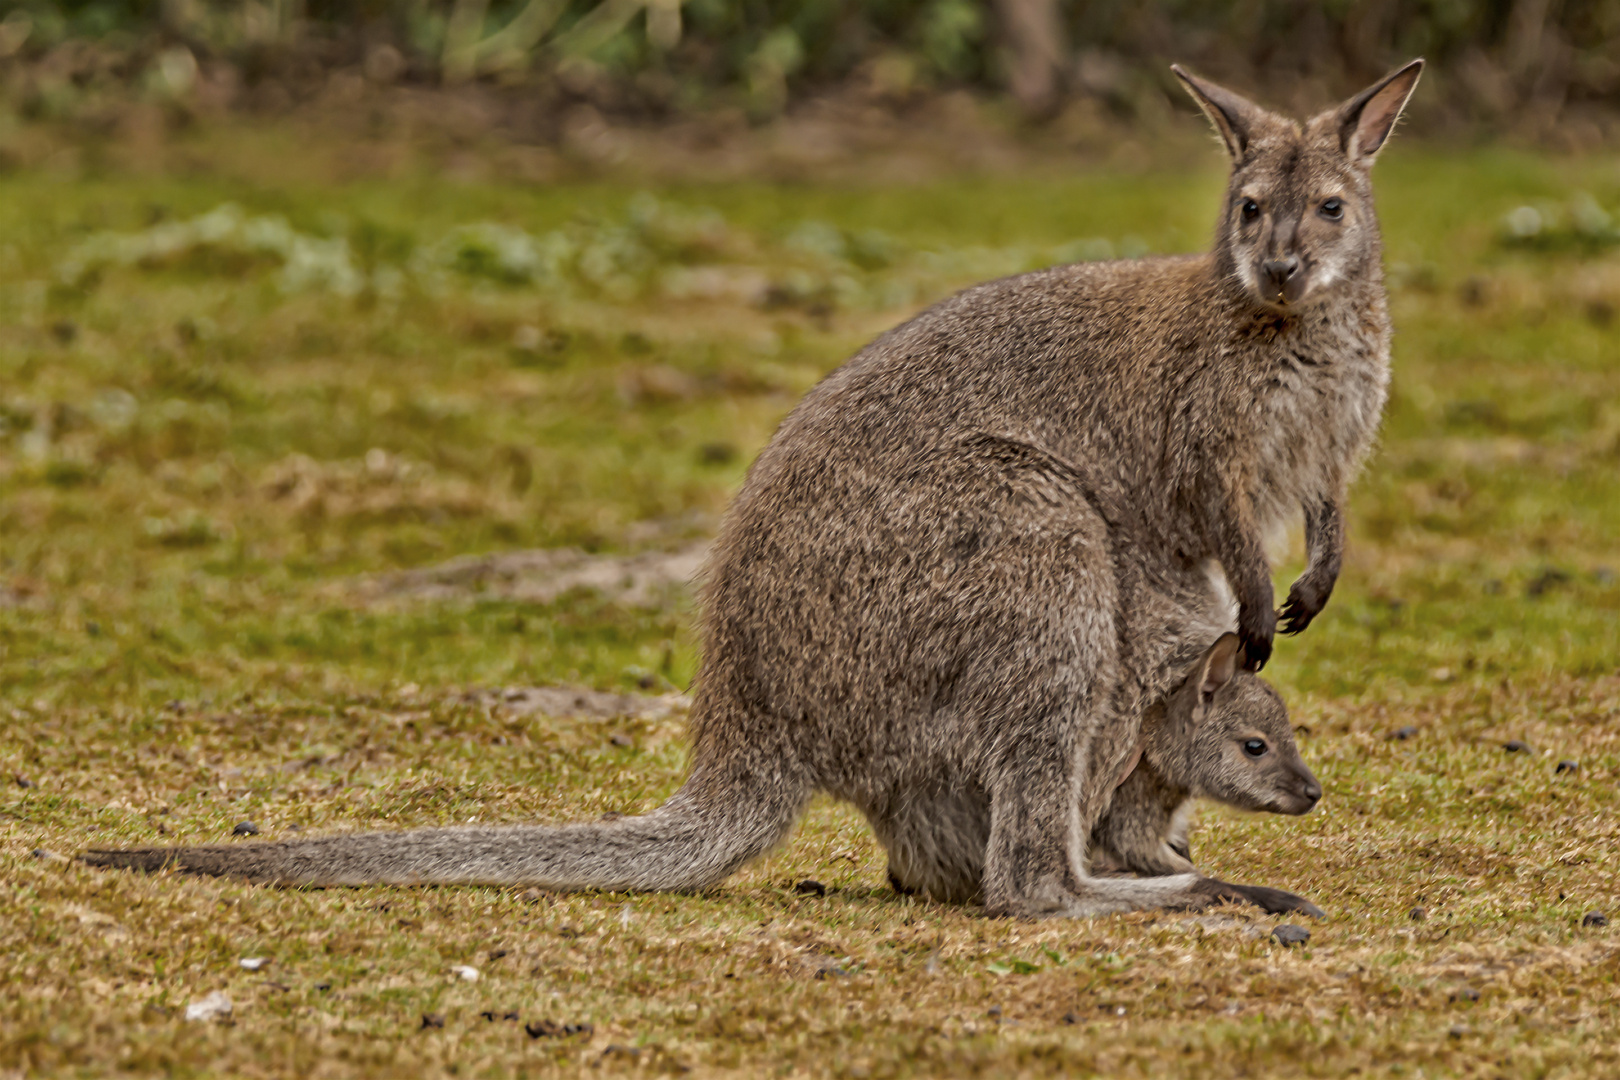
[1, 126, 1618, 1077]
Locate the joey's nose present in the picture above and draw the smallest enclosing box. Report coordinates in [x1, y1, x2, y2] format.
[1301, 775, 1322, 805]
[1262, 257, 1300, 295]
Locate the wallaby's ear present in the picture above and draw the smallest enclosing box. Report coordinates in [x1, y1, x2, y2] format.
[1171, 65, 1267, 163]
[1336, 58, 1424, 168]
[1197, 633, 1243, 708]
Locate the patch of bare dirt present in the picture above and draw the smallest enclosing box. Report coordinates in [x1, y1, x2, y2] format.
[345, 542, 710, 608]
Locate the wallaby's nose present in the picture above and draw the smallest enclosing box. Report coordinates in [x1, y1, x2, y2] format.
[1301, 775, 1322, 805]
[1262, 256, 1300, 296]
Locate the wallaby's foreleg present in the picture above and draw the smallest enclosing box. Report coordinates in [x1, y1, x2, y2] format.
[1210, 473, 1276, 671]
[1279, 496, 1343, 635]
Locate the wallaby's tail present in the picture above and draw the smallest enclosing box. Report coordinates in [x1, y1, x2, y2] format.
[80, 761, 806, 889]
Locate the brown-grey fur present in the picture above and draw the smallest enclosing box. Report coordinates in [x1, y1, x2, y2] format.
[83, 63, 1420, 918]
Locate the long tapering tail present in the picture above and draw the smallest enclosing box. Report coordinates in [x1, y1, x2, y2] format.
[81, 763, 806, 890]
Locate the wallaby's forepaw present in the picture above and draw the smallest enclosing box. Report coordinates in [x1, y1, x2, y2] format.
[1237, 605, 1275, 671]
[1194, 877, 1324, 918]
[1278, 576, 1334, 635]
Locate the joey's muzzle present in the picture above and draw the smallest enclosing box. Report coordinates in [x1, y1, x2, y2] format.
[1274, 764, 1322, 815]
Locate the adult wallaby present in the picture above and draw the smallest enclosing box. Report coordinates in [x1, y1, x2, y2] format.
[1088, 634, 1321, 892]
[86, 62, 1419, 917]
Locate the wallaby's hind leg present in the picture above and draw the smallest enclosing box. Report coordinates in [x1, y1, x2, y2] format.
[867, 787, 991, 904]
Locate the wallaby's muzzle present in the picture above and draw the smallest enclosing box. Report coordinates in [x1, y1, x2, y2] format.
[1261, 256, 1304, 304]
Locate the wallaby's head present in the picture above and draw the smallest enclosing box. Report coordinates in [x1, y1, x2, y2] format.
[1149, 633, 1321, 816]
[1172, 60, 1424, 312]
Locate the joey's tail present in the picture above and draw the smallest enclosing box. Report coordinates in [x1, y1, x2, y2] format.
[81, 762, 806, 889]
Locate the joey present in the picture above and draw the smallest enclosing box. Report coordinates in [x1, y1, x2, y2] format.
[1090, 634, 1322, 916]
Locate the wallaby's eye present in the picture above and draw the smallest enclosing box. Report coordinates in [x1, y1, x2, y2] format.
[1319, 198, 1344, 221]
[1242, 738, 1268, 758]
[1240, 199, 1261, 223]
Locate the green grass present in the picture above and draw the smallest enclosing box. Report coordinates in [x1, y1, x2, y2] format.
[2, 129, 1619, 1077]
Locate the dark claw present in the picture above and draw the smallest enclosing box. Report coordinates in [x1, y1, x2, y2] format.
[1277, 599, 1314, 636]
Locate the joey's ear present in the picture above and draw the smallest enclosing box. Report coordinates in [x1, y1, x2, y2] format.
[1336, 58, 1424, 168]
[1172, 65, 1267, 163]
[1198, 633, 1243, 706]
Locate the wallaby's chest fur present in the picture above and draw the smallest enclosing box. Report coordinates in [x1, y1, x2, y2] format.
[754, 252, 1389, 566]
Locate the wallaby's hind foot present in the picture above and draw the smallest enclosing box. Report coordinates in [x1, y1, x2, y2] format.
[984, 873, 1322, 920]
[1190, 877, 1325, 918]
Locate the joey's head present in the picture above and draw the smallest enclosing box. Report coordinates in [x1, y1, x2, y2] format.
[1172, 60, 1424, 312]
[1149, 633, 1322, 816]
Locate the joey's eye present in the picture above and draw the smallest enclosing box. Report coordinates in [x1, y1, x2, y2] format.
[1242, 739, 1268, 758]
[1240, 199, 1261, 222]
[1319, 198, 1344, 221]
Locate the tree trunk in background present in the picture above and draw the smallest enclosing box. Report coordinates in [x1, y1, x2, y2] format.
[995, 0, 1068, 118]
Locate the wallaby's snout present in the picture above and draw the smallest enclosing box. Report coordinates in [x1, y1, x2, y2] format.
[1260, 255, 1303, 304]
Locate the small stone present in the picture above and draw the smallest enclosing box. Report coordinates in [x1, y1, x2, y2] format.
[1271, 923, 1311, 947]
[609, 733, 633, 747]
[1061, 1011, 1080, 1025]
[601, 1045, 641, 1060]
[184, 991, 233, 1022]
[14, 775, 34, 788]
[1387, 726, 1418, 741]
[815, 963, 851, 979]
[1582, 911, 1608, 928]
[451, 964, 479, 982]
[421, 1013, 445, 1030]
[1503, 740, 1532, 754]
[1449, 987, 1480, 1003]
[1556, 760, 1579, 774]
[563, 1022, 594, 1036]
[986, 1006, 1002, 1018]
[232, 821, 260, 836]
[525, 1019, 561, 1039]
[1409, 907, 1426, 921]
[794, 879, 827, 897]
[488, 948, 509, 961]
[238, 957, 269, 971]
[1449, 1024, 1470, 1038]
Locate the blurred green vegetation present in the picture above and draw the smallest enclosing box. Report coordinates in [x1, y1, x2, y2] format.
[1, 0, 1618, 127]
